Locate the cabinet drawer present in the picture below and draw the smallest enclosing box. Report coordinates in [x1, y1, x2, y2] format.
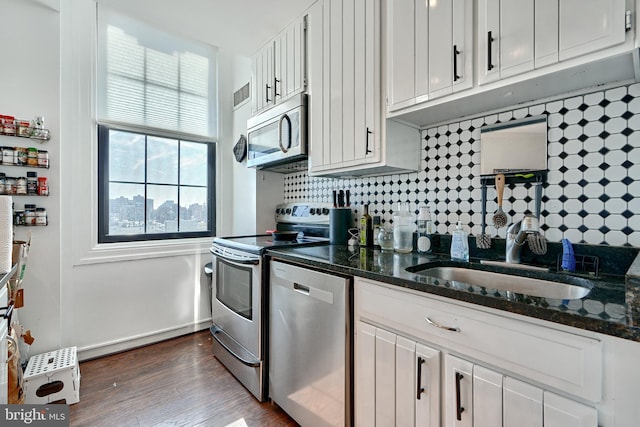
[355, 278, 602, 402]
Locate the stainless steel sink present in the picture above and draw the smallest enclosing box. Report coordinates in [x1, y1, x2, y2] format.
[410, 264, 593, 300]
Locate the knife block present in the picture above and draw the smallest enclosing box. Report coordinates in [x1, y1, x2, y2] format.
[330, 208, 353, 245]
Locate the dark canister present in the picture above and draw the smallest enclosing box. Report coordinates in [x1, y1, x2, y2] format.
[329, 208, 353, 245]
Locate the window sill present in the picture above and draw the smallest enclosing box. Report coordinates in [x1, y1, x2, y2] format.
[74, 236, 213, 266]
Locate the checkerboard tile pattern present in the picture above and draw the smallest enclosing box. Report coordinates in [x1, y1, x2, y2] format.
[284, 83, 640, 247]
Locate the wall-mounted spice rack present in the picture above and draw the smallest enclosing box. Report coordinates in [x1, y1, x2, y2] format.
[0, 115, 50, 142]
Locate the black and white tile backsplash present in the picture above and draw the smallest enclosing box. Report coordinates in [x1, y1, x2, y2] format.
[284, 82, 640, 247]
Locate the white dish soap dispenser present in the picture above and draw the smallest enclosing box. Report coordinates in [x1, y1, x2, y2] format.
[450, 221, 469, 261]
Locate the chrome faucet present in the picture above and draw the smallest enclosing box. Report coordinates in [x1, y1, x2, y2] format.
[506, 215, 540, 263]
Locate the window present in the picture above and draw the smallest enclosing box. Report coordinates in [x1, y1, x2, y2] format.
[97, 125, 215, 242]
[96, 6, 217, 243]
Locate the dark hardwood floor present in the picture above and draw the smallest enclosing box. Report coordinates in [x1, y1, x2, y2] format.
[70, 330, 297, 427]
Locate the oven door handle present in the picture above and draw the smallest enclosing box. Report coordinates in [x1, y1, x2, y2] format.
[211, 246, 260, 265]
[210, 325, 261, 367]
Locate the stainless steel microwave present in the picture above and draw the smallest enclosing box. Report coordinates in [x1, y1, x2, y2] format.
[246, 93, 307, 173]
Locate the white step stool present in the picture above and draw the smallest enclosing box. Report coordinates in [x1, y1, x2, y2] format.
[24, 347, 80, 405]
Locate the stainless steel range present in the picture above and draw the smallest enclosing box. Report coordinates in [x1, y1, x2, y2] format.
[209, 202, 331, 401]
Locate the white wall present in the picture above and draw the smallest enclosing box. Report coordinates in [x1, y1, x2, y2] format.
[1, 0, 62, 355]
[0, 0, 271, 361]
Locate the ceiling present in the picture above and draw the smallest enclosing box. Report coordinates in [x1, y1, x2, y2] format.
[96, 0, 318, 56]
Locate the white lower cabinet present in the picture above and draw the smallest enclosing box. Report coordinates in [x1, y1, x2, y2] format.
[355, 278, 600, 427]
[356, 321, 440, 427]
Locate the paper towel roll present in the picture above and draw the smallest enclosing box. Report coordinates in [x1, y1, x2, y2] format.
[0, 196, 13, 273]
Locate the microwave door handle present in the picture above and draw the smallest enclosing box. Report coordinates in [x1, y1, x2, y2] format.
[278, 113, 292, 153]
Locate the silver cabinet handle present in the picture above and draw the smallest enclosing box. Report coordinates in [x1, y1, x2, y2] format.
[425, 316, 460, 332]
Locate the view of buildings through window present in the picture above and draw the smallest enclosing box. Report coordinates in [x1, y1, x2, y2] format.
[103, 127, 212, 238]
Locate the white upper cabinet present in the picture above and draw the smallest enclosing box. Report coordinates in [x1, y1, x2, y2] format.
[558, 0, 627, 61]
[251, 15, 306, 115]
[478, 0, 629, 86]
[387, 0, 473, 111]
[309, 0, 420, 177]
[388, 0, 634, 127]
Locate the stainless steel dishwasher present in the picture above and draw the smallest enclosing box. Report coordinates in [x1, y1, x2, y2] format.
[269, 260, 352, 427]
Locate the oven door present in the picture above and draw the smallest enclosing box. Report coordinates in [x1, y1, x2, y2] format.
[211, 245, 262, 360]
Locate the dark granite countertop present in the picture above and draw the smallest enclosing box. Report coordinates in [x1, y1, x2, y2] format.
[267, 243, 640, 342]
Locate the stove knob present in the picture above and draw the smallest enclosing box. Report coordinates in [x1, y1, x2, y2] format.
[310, 208, 316, 215]
[322, 208, 329, 215]
[286, 208, 292, 214]
[275, 208, 281, 215]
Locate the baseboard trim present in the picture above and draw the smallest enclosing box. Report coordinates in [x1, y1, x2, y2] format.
[76, 319, 212, 361]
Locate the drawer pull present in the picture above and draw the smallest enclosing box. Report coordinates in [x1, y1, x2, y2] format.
[425, 316, 460, 332]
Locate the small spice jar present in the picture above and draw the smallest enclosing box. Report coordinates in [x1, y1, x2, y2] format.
[24, 204, 36, 226]
[26, 171, 37, 195]
[36, 207, 47, 226]
[14, 147, 27, 166]
[37, 150, 49, 168]
[16, 176, 27, 195]
[37, 176, 49, 196]
[16, 120, 31, 137]
[27, 147, 38, 166]
[2, 146, 14, 165]
[1, 116, 15, 135]
[13, 210, 24, 226]
[5, 177, 17, 195]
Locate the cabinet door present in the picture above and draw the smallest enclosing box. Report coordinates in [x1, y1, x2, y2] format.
[559, 0, 626, 61]
[444, 355, 473, 427]
[503, 376, 543, 427]
[414, 0, 429, 102]
[477, 0, 501, 85]
[499, 0, 534, 79]
[355, 321, 376, 427]
[543, 391, 598, 427]
[396, 336, 417, 426]
[419, 0, 472, 101]
[274, 17, 305, 102]
[427, 0, 453, 98]
[451, 0, 473, 93]
[387, 0, 416, 111]
[415, 343, 441, 427]
[253, 43, 275, 113]
[353, 0, 380, 165]
[395, 337, 442, 427]
[535, 0, 558, 68]
[328, 0, 344, 167]
[473, 366, 503, 427]
[375, 328, 396, 427]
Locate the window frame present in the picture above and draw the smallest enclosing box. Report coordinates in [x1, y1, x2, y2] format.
[97, 123, 216, 243]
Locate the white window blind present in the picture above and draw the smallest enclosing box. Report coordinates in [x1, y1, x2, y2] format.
[97, 6, 218, 138]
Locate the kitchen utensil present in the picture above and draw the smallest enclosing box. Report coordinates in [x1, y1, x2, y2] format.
[527, 180, 547, 255]
[492, 173, 507, 229]
[476, 183, 491, 249]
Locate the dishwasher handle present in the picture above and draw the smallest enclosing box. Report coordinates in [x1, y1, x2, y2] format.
[293, 283, 310, 295]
